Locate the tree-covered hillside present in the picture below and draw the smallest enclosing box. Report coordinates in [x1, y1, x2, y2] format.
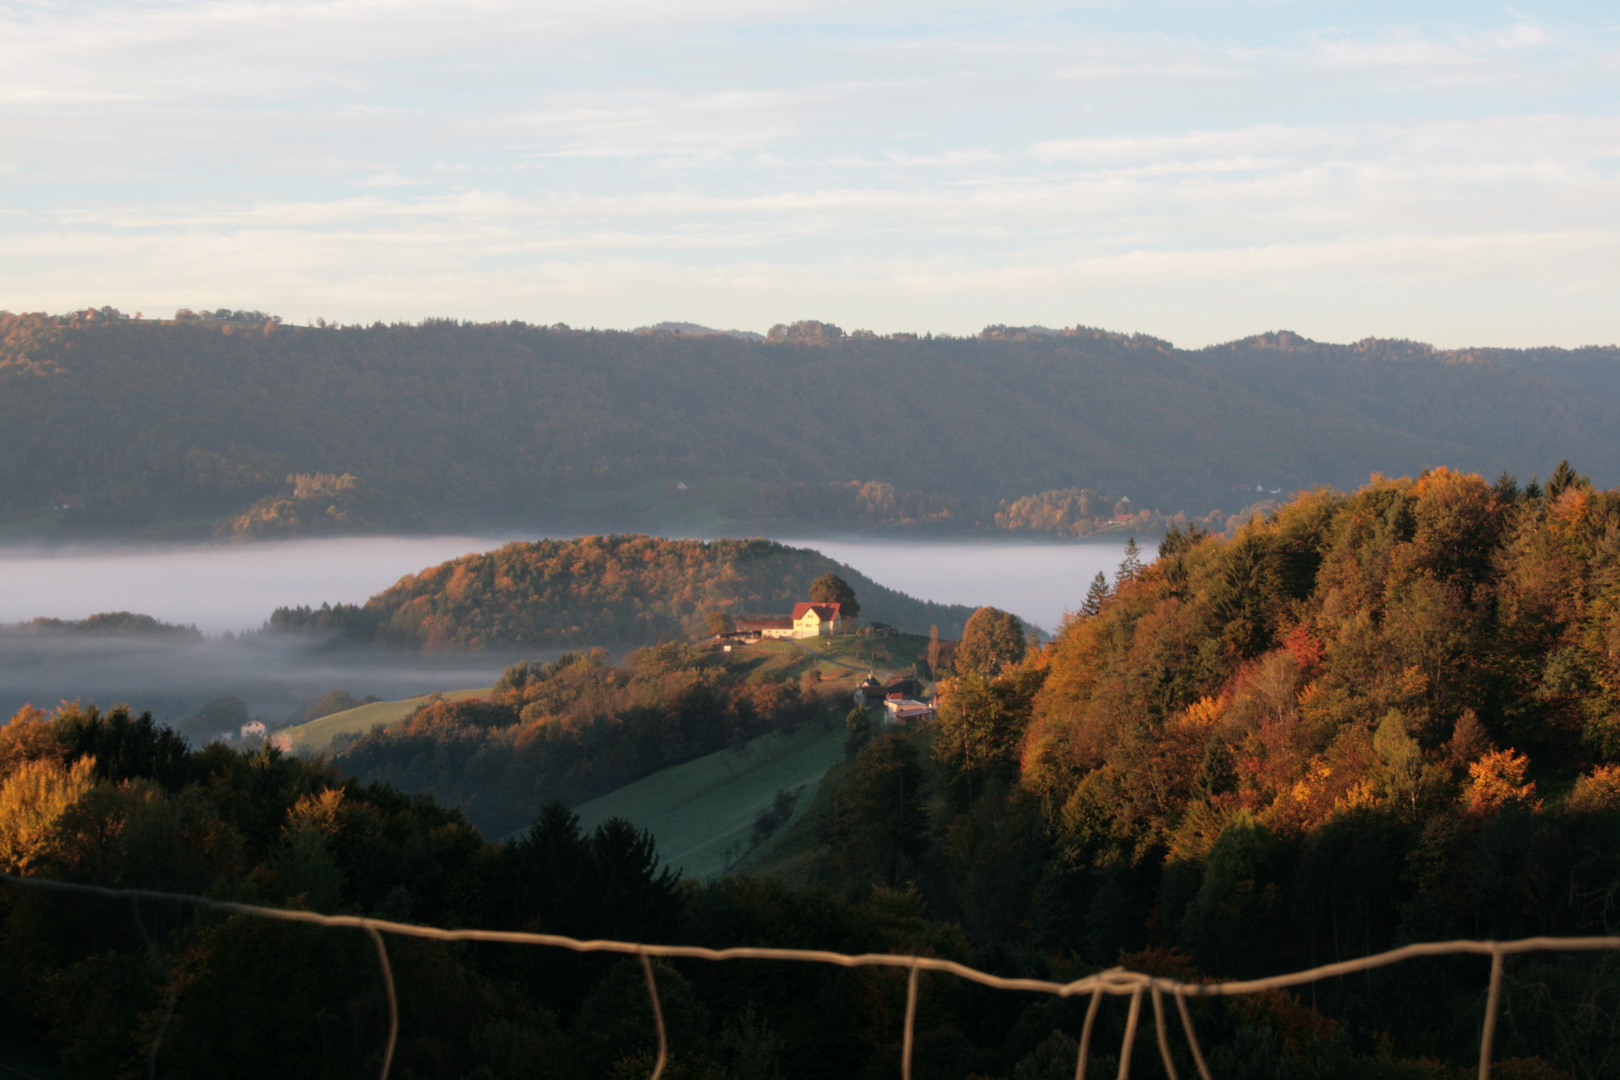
[332, 642, 834, 838]
[3, 309, 1618, 538]
[916, 465, 1620, 1011]
[270, 535, 978, 646]
[17, 468, 1620, 1076]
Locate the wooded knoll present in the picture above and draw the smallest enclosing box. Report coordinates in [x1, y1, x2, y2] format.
[268, 535, 977, 646]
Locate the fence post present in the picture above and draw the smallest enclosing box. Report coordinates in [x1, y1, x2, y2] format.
[1477, 948, 1504, 1080]
[362, 922, 399, 1080]
[1116, 987, 1144, 1080]
[1150, 988, 1180, 1080]
[130, 897, 179, 1080]
[1075, 987, 1103, 1080]
[640, 951, 669, 1080]
[902, 958, 921, 1080]
[1172, 992, 1213, 1080]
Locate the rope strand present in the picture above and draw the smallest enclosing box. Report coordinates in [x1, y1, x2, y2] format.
[6, 871, 1619, 1080]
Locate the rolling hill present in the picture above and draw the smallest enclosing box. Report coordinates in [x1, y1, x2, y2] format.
[270, 535, 980, 645]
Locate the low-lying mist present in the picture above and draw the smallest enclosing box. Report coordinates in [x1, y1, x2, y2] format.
[0, 626, 529, 728]
[0, 535, 527, 633]
[0, 532, 1138, 727]
[0, 535, 540, 727]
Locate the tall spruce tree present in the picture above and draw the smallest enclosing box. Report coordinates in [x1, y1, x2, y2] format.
[1080, 571, 1110, 617]
[1115, 537, 1144, 585]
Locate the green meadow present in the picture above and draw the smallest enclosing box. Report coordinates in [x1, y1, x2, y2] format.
[275, 686, 493, 753]
[725, 632, 932, 686]
[565, 722, 847, 881]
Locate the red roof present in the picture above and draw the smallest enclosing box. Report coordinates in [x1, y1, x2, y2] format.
[792, 602, 841, 623]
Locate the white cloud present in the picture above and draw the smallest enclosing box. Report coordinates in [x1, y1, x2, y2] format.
[1491, 23, 1553, 50]
[0, 2, 1615, 345]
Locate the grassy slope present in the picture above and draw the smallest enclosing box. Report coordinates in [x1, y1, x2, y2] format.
[276, 686, 492, 753]
[794, 633, 930, 676]
[735, 749, 851, 887]
[728, 633, 931, 687]
[277, 636, 928, 876]
[559, 634, 928, 886]
[567, 723, 847, 881]
[742, 719, 941, 888]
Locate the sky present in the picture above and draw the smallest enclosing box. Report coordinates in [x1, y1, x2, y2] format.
[1, 1, 1616, 347]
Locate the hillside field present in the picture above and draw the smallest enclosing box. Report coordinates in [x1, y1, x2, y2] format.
[275, 686, 492, 752]
[275, 632, 930, 757]
[719, 632, 931, 685]
[566, 723, 846, 880]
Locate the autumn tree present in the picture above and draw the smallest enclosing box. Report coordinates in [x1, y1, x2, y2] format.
[0, 756, 95, 873]
[934, 665, 1043, 803]
[1374, 709, 1425, 815]
[953, 606, 1026, 677]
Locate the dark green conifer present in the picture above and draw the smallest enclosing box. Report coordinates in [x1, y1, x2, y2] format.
[1080, 571, 1110, 617]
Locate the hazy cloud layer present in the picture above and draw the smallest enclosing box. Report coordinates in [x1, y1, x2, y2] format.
[1, 1, 1616, 345]
[0, 535, 1130, 718]
[0, 536, 526, 633]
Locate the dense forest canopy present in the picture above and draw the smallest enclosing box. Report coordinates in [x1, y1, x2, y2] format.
[268, 534, 978, 646]
[3, 309, 1618, 538]
[912, 466, 1620, 1026]
[13, 468, 1620, 1076]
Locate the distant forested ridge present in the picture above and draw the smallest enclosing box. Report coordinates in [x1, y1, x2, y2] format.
[3, 309, 1619, 538]
[269, 534, 978, 645]
[0, 611, 201, 639]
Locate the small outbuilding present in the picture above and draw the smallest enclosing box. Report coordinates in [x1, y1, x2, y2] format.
[736, 615, 795, 639]
[883, 696, 937, 724]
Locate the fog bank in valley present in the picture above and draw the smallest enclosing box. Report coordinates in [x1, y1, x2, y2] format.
[0, 535, 526, 633]
[0, 626, 528, 729]
[0, 535, 531, 724]
[0, 534, 1136, 726]
[792, 538, 1133, 632]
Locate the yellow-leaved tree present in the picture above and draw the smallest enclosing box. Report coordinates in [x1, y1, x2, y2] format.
[0, 754, 96, 874]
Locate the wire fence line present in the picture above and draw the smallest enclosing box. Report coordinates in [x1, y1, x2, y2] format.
[2, 872, 1617, 1080]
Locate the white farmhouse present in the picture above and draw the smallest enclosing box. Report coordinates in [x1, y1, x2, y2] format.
[791, 602, 842, 638]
